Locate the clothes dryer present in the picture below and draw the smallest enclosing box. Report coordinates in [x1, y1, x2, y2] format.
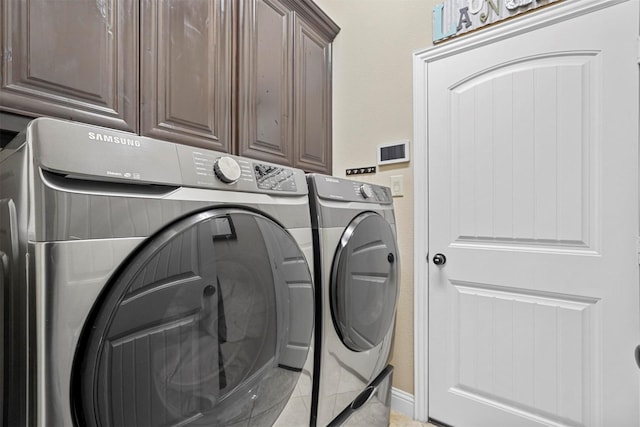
[0, 117, 315, 427]
[307, 174, 399, 426]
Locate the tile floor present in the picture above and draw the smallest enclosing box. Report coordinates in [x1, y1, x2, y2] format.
[389, 411, 438, 427]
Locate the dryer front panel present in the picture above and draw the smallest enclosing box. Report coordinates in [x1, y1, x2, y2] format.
[72, 208, 314, 427]
[330, 212, 399, 352]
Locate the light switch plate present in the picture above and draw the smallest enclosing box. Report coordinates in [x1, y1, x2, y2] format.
[390, 175, 403, 197]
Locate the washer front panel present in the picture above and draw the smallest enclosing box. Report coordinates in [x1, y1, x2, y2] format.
[73, 208, 314, 427]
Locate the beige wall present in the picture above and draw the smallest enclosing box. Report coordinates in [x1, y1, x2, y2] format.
[313, 0, 434, 395]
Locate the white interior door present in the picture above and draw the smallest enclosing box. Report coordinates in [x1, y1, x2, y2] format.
[426, 1, 640, 426]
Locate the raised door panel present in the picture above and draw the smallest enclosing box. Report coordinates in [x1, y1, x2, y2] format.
[451, 54, 597, 252]
[141, 0, 232, 152]
[237, 0, 293, 166]
[293, 13, 332, 174]
[0, 0, 138, 131]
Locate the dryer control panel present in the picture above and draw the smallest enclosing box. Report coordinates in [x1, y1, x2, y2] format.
[310, 174, 392, 204]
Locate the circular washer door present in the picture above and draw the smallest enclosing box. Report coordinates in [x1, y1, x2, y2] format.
[72, 208, 314, 427]
[330, 211, 399, 352]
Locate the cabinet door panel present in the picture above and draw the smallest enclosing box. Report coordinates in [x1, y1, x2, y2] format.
[0, 0, 138, 131]
[141, 0, 232, 151]
[293, 14, 332, 174]
[237, 0, 293, 165]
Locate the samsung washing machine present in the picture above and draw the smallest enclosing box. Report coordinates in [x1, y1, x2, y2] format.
[307, 174, 399, 427]
[0, 117, 316, 427]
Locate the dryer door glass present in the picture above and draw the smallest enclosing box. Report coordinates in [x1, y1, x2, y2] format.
[330, 212, 399, 352]
[72, 209, 314, 427]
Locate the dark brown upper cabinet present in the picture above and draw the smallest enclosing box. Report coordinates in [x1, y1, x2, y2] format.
[292, 11, 333, 174]
[0, 0, 138, 132]
[0, 0, 338, 173]
[237, 0, 337, 173]
[140, 0, 233, 152]
[237, 0, 294, 166]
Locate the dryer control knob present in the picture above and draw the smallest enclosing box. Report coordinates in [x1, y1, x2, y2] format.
[360, 184, 375, 199]
[213, 156, 242, 183]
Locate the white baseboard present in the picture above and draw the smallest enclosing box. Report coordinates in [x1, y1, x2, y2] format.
[390, 387, 414, 418]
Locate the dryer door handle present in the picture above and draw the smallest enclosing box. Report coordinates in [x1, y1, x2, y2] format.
[0, 250, 7, 288]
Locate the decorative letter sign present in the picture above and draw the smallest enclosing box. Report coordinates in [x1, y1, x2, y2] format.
[457, 6, 473, 31]
[433, 3, 456, 41]
[433, 0, 563, 43]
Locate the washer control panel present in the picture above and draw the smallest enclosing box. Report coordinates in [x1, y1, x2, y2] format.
[27, 118, 307, 194]
[213, 156, 242, 183]
[254, 164, 297, 192]
[177, 145, 303, 194]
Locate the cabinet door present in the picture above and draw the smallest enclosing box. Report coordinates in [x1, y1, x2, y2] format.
[237, 0, 294, 166]
[293, 13, 332, 174]
[141, 0, 233, 152]
[0, 0, 138, 132]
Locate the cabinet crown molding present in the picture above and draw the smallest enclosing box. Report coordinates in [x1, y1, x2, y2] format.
[279, 0, 340, 40]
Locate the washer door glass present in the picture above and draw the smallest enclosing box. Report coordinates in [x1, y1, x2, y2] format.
[330, 212, 399, 352]
[73, 209, 314, 427]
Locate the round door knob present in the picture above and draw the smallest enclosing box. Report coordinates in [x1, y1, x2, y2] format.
[432, 253, 446, 266]
[213, 156, 242, 183]
[360, 184, 375, 199]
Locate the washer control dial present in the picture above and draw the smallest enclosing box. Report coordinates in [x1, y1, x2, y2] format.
[360, 184, 375, 199]
[213, 156, 242, 183]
